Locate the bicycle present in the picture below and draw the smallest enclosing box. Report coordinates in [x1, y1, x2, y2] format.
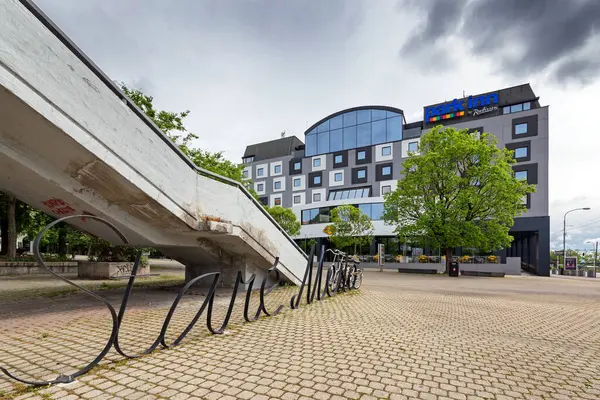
[325, 249, 363, 292]
[346, 254, 363, 289]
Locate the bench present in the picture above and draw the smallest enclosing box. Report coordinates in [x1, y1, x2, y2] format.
[398, 268, 438, 274]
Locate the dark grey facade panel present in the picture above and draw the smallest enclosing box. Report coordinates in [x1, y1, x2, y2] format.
[375, 162, 394, 181]
[513, 163, 538, 185]
[355, 146, 372, 165]
[505, 140, 531, 162]
[511, 114, 538, 139]
[351, 166, 368, 184]
[333, 150, 349, 168]
[289, 157, 303, 175]
[403, 126, 422, 139]
[308, 171, 323, 188]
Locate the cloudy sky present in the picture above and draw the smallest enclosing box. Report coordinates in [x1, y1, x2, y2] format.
[34, 0, 600, 250]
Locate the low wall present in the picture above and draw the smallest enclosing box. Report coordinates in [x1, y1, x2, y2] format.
[0, 261, 78, 276]
[78, 261, 150, 280]
[362, 257, 522, 276]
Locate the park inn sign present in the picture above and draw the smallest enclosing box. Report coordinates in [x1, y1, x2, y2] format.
[425, 92, 500, 123]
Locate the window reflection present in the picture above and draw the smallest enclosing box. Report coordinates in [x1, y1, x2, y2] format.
[357, 123, 371, 147]
[330, 114, 343, 130]
[330, 129, 343, 152]
[306, 134, 317, 157]
[343, 111, 357, 127]
[317, 120, 330, 133]
[317, 131, 329, 153]
[343, 126, 357, 150]
[372, 119, 386, 144]
[357, 109, 371, 124]
[372, 109, 387, 121]
[386, 116, 402, 142]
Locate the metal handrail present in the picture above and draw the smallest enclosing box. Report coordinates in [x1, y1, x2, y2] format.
[18, 0, 307, 259]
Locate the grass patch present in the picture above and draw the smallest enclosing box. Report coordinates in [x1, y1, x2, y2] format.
[0, 383, 52, 400]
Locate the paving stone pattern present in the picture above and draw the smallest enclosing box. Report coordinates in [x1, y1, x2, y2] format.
[1, 271, 599, 399]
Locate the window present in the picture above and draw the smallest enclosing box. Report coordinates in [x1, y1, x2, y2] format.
[257, 183, 264, 192]
[306, 134, 317, 157]
[257, 168, 264, 176]
[330, 129, 343, 152]
[293, 195, 301, 204]
[313, 175, 321, 185]
[328, 187, 371, 201]
[357, 150, 366, 160]
[334, 154, 343, 164]
[514, 147, 528, 159]
[334, 172, 343, 182]
[521, 194, 528, 206]
[381, 146, 391, 156]
[243, 170, 249, 178]
[382, 185, 391, 195]
[313, 193, 321, 202]
[382, 166, 392, 176]
[274, 165, 281, 174]
[274, 181, 281, 190]
[515, 171, 528, 181]
[294, 162, 301, 170]
[510, 104, 523, 113]
[371, 203, 384, 220]
[503, 106, 510, 114]
[242, 156, 254, 164]
[301, 207, 331, 225]
[408, 142, 418, 153]
[313, 158, 321, 167]
[357, 169, 366, 179]
[523, 102, 531, 111]
[293, 178, 301, 187]
[515, 123, 528, 135]
[274, 198, 281, 206]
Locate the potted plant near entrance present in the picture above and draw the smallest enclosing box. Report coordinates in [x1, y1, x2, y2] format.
[78, 238, 150, 280]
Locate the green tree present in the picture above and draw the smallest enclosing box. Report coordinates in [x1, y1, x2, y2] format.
[265, 206, 301, 236]
[327, 205, 374, 254]
[383, 125, 535, 273]
[120, 83, 252, 185]
[119, 84, 197, 156]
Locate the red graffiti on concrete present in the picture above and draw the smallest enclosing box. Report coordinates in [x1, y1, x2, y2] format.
[42, 198, 76, 216]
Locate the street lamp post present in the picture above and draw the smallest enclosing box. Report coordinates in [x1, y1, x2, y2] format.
[585, 239, 599, 277]
[562, 207, 591, 274]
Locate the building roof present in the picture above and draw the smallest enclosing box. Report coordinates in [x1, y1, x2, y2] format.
[243, 136, 304, 162]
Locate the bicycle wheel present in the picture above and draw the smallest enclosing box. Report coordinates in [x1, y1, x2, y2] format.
[346, 265, 356, 289]
[353, 270, 363, 289]
[327, 265, 338, 292]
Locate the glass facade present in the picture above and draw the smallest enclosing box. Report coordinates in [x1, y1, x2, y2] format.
[302, 202, 384, 225]
[305, 109, 403, 156]
[327, 187, 371, 201]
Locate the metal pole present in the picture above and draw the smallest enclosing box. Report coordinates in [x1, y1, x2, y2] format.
[562, 208, 591, 274]
[595, 241, 598, 276]
[562, 215, 567, 274]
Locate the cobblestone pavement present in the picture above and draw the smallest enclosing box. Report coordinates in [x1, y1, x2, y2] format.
[1, 271, 599, 399]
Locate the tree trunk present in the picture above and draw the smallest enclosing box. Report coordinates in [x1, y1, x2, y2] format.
[0, 210, 7, 255]
[58, 225, 67, 257]
[444, 247, 452, 274]
[7, 195, 17, 258]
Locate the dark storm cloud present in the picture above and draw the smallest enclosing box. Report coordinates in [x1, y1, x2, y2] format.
[401, 0, 600, 84]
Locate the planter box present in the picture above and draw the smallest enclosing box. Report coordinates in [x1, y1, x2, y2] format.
[78, 261, 150, 280]
[0, 261, 78, 276]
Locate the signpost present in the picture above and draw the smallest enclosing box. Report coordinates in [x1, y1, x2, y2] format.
[378, 243, 384, 272]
